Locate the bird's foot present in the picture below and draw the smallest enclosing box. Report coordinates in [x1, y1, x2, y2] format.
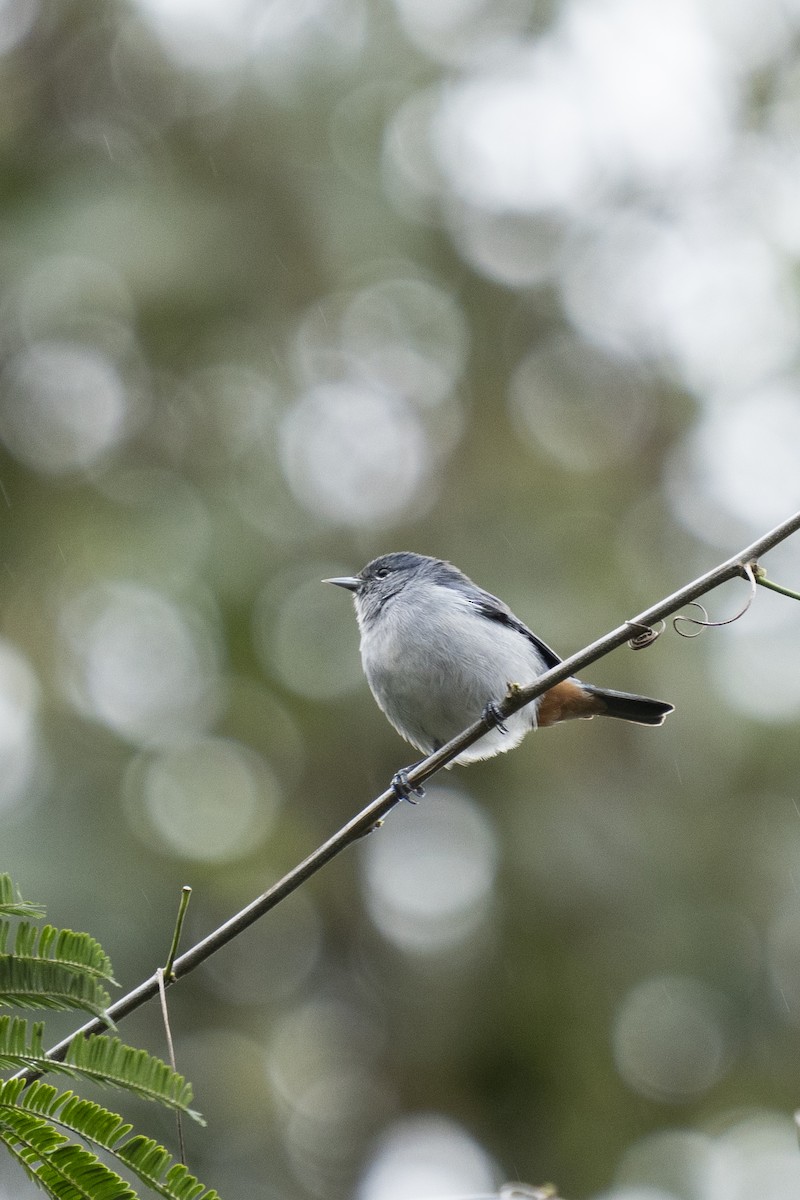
[391, 768, 425, 804]
[482, 699, 508, 734]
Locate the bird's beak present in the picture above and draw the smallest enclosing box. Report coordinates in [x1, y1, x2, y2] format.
[323, 575, 361, 592]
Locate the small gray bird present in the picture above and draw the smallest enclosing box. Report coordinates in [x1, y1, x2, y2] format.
[325, 552, 673, 780]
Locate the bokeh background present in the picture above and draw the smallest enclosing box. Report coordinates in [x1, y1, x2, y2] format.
[2, 0, 800, 1197]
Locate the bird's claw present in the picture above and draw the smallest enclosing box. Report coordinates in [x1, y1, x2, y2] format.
[482, 699, 508, 734]
[391, 769, 425, 804]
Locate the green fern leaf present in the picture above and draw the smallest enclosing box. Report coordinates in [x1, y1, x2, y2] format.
[64, 1036, 201, 1119]
[0, 959, 111, 1020]
[0, 875, 45, 920]
[0, 923, 116, 984]
[0, 1102, 139, 1199]
[0, 1080, 219, 1200]
[0, 1023, 201, 1121]
[117, 1136, 220, 1200]
[0, 1015, 47, 1069]
[0, 876, 220, 1198]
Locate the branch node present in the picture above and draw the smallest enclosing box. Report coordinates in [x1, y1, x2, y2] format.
[752, 560, 800, 602]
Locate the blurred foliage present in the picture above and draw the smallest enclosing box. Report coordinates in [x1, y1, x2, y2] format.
[1, 1, 800, 1199]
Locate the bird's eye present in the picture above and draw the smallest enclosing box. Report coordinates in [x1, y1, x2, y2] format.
[375, 567, 390, 578]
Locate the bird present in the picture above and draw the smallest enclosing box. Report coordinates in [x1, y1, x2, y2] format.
[325, 552, 673, 791]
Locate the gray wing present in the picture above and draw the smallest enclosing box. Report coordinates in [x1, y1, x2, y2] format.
[465, 588, 563, 671]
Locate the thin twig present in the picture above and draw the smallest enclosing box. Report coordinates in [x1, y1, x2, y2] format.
[164, 887, 192, 980]
[160, 888, 192, 1163]
[156, 968, 186, 1165]
[754, 566, 800, 602]
[16, 509, 800, 1074]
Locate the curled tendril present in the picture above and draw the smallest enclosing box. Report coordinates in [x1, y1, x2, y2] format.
[671, 600, 711, 638]
[626, 620, 665, 649]
[627, 561, 759, 648]
[672, 561, 757, 638]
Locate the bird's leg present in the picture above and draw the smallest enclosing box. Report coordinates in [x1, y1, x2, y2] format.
[482, 699, 509, 734]
[358, 766, 425, 838]
[391, 767, 425, 804]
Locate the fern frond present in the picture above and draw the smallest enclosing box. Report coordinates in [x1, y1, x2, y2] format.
[65, 1036, 201, 1119]
[0, 1080, 219, 1200]
[0, 1101, 139, 1199]
[0, 923, 116, 984]
[0, 875, 45, 919]
[118, 1136, 220, 1200]
[0, 1022, 201, 1121]
[0, 1015, 47, 1070]
[0, 959, 111, 1020]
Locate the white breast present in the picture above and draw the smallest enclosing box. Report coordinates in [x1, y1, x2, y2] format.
[358, 583, 546, 763]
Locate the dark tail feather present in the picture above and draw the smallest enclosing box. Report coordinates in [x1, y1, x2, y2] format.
[581, 684, 674, 727]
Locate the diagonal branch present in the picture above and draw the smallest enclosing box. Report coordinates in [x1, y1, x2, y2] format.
[17, 509, 800, 1074]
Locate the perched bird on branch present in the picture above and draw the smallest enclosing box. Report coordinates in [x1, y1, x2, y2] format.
[326, 552, 673, 778]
